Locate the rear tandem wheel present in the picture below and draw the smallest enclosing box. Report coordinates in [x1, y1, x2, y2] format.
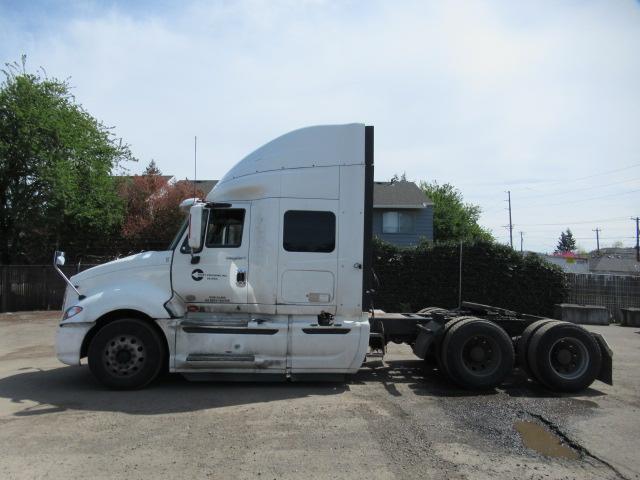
[439, 317, 514, 390]
[526, 321, 602, 392]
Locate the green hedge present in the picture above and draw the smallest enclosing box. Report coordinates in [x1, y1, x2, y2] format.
[371, 240, 567, 317]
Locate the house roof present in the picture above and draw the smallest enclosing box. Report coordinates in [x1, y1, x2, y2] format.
[175, 179, 219, 196]
[591, 247, 637, 258]
[114, 175, 174, 184]
[373, 180, 432, 208]
[589, 249, 640, 275]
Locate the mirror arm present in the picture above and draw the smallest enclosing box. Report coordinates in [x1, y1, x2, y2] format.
[52, 251, 85, 300]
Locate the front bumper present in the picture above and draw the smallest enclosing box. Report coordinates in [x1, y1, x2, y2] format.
[55, 323, 94, 366]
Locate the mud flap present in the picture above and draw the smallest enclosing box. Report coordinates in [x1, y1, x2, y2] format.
[591, 332, 613, 385]
[412, 321, 444, 359]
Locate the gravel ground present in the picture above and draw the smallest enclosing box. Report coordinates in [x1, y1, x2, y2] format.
[0, 312, 639, 479]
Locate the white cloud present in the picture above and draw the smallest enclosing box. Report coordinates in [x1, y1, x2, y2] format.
[1, 0, 639, 251]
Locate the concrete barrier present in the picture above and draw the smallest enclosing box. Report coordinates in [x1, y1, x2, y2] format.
[620, 308, 640, 327]
[554, 304, 609, 325]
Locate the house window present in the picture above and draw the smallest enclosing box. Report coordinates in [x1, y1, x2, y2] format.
[283, 210, 336, 252]
[382, 211, 414, 234]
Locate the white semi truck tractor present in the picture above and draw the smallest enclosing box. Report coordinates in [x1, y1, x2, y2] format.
[54, 124, 613, 391]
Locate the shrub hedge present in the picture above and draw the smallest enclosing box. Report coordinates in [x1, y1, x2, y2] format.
[371, 239, 567, 317]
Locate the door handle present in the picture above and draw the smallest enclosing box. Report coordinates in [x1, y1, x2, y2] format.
[251, 318, 270, 325]
[236, 268, 247, 286]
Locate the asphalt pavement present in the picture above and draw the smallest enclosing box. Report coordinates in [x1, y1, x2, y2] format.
[0, 311, 638, 479]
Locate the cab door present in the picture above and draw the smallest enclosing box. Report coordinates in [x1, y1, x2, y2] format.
[172, 203, 288, 373]
[172, 204, 249, 307]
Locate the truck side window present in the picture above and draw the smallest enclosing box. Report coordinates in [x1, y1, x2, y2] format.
[283, 210, 335, 253]
[206, 209, 245, 248]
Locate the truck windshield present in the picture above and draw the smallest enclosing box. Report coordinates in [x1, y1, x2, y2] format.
[168, 219, 188, 250]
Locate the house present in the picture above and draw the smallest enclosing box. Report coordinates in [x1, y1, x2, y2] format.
[372, 180, 434, 246]
[179, 178, 434, 247]
[589, 248, 640, 276]
[541, 253, 590, 274]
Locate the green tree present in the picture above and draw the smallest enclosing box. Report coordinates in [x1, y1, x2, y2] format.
[555, 229, 577, 254]
[419, 181, 493, 243]
[0, 57, 134, 264]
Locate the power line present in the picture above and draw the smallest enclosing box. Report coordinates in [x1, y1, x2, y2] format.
[515, 217, 628, 227]
[516, 177, 640, 201]
[554, 163, 640, 183]
[457, 162, 640, 189]
[511, 162, 640, 191]
[517, 188, 640, 210]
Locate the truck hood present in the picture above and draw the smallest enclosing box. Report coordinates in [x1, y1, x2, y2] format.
[61, 250, 175, 322]
[71, 251, 173, 285]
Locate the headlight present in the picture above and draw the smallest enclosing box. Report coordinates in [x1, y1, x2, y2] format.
[63, 306, 83, 320]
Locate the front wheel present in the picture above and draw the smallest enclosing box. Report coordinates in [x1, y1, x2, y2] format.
[88, 318, 166, 390]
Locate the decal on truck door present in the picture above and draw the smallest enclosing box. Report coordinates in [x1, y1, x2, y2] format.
[190, 269, 228, 282]
[191, 269, 204, 281]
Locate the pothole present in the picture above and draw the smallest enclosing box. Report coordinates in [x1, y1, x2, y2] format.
[514, 420, 580, 460]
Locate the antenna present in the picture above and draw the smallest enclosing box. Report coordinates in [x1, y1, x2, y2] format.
[194, 136, 197, 199]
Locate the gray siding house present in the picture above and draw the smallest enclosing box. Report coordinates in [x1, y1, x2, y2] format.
[372, 181, 434, 247]
[178, 178, 434, 248]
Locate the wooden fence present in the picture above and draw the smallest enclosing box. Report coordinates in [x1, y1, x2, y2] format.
[2, 266, 640, 318]
[0, 265, 96, 313]
[565, 273, 640, 321]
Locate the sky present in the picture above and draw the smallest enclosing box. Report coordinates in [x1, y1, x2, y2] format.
[1, 0, 639, 253]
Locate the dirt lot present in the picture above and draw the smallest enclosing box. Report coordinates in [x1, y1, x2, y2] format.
[0, 312, 639, 480]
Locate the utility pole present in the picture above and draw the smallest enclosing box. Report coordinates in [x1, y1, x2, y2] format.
[592, 228, 601, 254]
[632, 217, 640, 262]
[519, 231, 524, 253]
[507, 191, 513, 249]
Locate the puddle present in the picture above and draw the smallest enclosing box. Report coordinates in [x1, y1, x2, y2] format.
[514, 420, 580, 460]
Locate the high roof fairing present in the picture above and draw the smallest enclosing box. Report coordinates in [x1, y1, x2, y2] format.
[207, 124, 365, 201]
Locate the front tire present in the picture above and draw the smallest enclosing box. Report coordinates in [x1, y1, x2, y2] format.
[88, 318, 166, 390]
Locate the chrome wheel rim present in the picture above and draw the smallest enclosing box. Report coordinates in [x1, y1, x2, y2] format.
[549, 337, 589, 380]
[103, 334, 146, 377]
[460, 335, 501, 377]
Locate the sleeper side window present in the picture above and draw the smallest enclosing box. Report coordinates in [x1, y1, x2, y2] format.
[206, 209, 245, 248]
[283, 210, 336, 253]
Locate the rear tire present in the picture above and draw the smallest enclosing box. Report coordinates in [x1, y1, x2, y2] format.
[527, 321, 601, 392]
[441, 318, 514, 389]
[437, 316, 474, 378]
[88, 318, 166, 390]
[517, 319, 560, 374]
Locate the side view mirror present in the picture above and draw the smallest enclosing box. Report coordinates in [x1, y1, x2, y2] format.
[188, 204, 205, 251]
[52, 250, 84, 299]
[179, 197, 200, 212]
[55, 251, 66, 266]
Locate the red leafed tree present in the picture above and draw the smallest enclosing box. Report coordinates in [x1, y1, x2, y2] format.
[118, 161, 203, 249]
